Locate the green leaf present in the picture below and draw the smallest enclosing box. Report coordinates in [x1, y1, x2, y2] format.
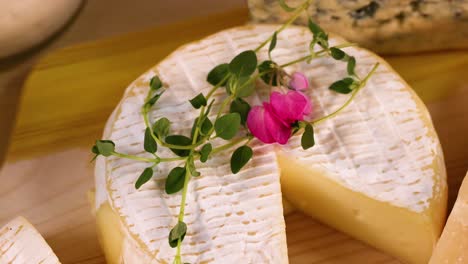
[214, 113, 241, 140]
[268, 32, 277, 59]
[91, 145, 99, 155]
[150, 76, 162, 91]
[207, 63, 229, 86]
[90, 146, 99, 162]
[308, 19, 325, 37]
[225, 77, 235, 95]
[230, 145, 253, 174]
[258, 60, 279, 86]
[308, 19, 328, 49]
[165, 167, 186, 194]
[143, 128, 157, 153]
[330, 47, 346, 61]
[229, 50, 257, 77]
[278, 0, 296, 12]
[95, 140, 115, 157]
[301, 124, 315, 150]
[347, 56, 356, 76]
[235, 77, 255, 98]
[146, 92, 163, 107]
[199, 143, 212, 163]
[168, 221, 187, 248]
[200, 117, 213, 136]
[135, 167, 153, 189]
[230, 98, 251, 125]
[165, 135, 192, 157]
[329, 77, 355, 94]
[190, 117, 213, 140]
[189, 93, 207, 109]
[153, 117, 170, 139]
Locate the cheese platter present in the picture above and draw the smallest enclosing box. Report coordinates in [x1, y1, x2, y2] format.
[1, 6, 467, 264]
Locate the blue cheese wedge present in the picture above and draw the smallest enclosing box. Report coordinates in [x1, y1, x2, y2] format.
[94, 25, 446, 264]
[0, 217, 60, 264]
[248, 0, 468, 54]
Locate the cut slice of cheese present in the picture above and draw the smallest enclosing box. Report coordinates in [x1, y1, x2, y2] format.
[0, 217, 60, 264]
[94, 25, 447, 264]
[429, 171, 468, 264]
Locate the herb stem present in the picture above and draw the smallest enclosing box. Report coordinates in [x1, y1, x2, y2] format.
[173, 161, 191, 262]
[216, 95, 235, 120]
[212, 136, 252, 154]
[254, 0, 312, 52]
[172, 86, 209, 261]
[178, 162, 192, 222]
[206, 74, 230, 100]
[311, 63, 379, 126]
[111, 151, 185, 163]
[143, 105, 200, 150]
[160, 157, 187, 162]
[280, 42, 357, 68]
[111, 152, 157, 163]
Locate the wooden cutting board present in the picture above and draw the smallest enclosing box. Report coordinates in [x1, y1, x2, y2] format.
[1, 7, 467, 264]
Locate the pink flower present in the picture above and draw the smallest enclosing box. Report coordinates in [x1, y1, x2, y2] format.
[289, 72, 309, 91]
[247, 103, 291, 144]
[270, 91, 311, 124]
[247, 91, 312, 145]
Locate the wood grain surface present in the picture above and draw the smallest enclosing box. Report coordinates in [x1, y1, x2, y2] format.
[1, 7, 467, 264]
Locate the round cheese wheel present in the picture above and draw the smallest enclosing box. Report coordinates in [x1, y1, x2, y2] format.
[0, 0, 82, 58]
[94, 25, 446, 264]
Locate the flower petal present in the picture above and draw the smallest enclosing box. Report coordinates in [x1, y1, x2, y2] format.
[270, 91, 312, 124]
[264, 103, 291, 144]
[247, 105, 275, 143]
[289, 72, 309, 91]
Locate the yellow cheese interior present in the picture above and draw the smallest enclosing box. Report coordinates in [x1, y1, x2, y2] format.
[278, 154, 446, 264]
[429, 173, 468, 264]
[282, 198, 295, 215]
[96, 202, 124, 264]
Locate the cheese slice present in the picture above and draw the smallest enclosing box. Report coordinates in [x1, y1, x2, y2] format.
[0, 217, 60, 264]
[429, 171, 468, 264]
[94, 25, 446, 264]
[248, 0, 468, 54]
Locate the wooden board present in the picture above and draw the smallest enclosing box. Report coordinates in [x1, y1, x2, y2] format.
[1, 7, 468, 264]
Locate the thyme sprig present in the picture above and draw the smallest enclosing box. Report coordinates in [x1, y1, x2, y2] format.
[91, 1, 379, 263]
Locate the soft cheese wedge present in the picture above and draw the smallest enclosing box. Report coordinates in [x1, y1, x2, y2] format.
[0, 217, 60, 264]
[94, 25, 447, 264]
[429, 171, 468, 264]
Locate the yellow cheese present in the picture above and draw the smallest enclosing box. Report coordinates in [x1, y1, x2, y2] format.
[94, 25, 447, 263]
[429, 172, 468, 264]
[279, 155, 446, 264]
[282, 198, 295, 215]
[96, 202, 124, 264]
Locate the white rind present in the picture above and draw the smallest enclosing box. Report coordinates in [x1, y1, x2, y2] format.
[0, 217, 60, 264]
[276, 38, 444, 212]
[99, 26, 290, 263]
[95, 25, 444, 262]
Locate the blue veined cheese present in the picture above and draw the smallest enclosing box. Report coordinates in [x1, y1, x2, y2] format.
[248, 0, 468, 54]
[0, 217, 60, 264]
[94, 25, 446, 264]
